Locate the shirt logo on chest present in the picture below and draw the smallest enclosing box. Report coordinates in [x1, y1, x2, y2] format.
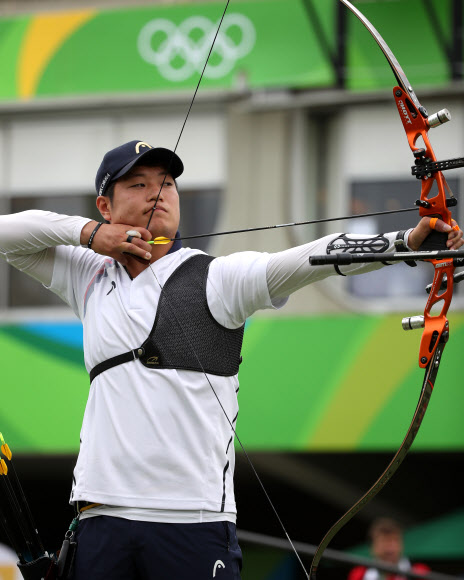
[106, 281, 116, 295]
[83, 259, 118, 317]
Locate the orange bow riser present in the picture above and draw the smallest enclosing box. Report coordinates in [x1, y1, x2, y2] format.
[392, 86, 458, 368]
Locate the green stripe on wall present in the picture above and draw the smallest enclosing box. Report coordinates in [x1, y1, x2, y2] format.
[237, 313, 464, 452]
[1, 313, 464, 454]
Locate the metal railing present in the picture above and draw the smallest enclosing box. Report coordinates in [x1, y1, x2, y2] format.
[237, 529, 460, 580]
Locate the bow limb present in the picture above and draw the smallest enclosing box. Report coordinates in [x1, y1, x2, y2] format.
[310, 337, 443, 577]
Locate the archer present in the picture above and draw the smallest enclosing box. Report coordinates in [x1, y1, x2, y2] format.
[0, 139, 462, 579]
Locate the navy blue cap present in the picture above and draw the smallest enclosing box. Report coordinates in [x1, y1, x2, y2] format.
[95, 140, 184, 196]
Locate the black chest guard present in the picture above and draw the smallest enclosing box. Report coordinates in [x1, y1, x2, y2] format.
[89, 254, 245, 384]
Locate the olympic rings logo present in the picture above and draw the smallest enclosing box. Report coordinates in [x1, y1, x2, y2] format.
[137, 14, 256, 82]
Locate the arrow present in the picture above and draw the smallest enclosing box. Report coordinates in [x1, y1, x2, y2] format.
[148, 206, 419, 245]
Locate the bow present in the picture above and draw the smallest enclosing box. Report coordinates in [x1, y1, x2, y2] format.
[308, 1, 461, 577]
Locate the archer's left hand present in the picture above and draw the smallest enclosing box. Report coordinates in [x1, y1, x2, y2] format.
[408, 217, 464, 251]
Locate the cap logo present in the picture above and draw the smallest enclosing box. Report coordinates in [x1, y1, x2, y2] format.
[135, 141, 153, 154]
[99, 172, 111, 195]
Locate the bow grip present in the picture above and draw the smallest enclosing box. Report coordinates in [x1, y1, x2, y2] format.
[419, 215, 460, 251]
[418, 230, 448, 251]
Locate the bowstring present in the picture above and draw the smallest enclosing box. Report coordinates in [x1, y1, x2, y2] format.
[144, 1, 310, 577]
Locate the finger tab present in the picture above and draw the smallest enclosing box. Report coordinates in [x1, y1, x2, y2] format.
[125, 230, 142, 238]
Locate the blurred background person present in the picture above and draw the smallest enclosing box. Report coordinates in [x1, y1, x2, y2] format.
[348, 518, 430, 580]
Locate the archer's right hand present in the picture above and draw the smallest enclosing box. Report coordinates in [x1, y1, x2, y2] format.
[80, 221, 153, 266]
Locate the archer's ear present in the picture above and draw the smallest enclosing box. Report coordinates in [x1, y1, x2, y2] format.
[96, 196, 112, 223]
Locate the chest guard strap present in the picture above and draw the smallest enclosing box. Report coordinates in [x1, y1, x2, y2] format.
[89, 254, 245, 384]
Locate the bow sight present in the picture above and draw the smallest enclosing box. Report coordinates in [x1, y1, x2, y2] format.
[402, 101, 464, 189]
[408, 106, 464, 193]
[412, 150, 464, 183]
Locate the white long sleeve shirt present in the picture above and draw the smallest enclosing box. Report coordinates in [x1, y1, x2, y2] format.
[0, 210, 400, 523]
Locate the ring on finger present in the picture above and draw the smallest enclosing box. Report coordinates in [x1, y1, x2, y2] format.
[126, 235, 134, 243]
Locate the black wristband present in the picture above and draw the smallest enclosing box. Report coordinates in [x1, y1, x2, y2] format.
[87, 222, 103, 249]
[394, 230, 417, 267]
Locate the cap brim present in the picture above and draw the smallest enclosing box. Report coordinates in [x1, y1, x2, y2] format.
[112, 147, 184, 182]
